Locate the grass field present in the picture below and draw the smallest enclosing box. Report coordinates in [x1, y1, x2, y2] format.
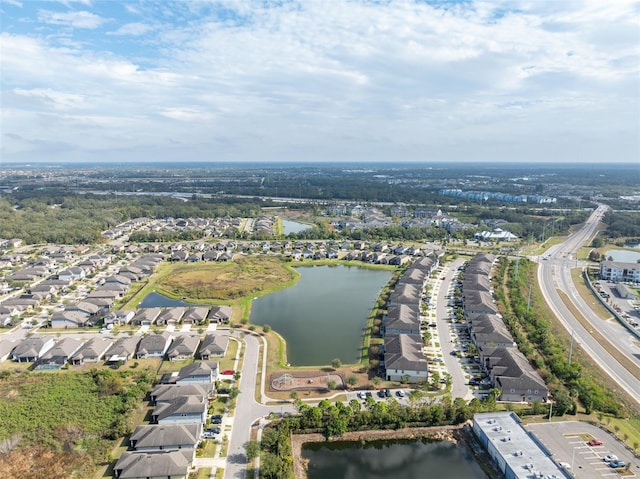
[157, 256, 298, 301]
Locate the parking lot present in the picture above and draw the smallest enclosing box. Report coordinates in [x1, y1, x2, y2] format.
[526, 421, 639, 478]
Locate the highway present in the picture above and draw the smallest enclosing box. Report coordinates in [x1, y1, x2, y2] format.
[537, 205, 640, 405]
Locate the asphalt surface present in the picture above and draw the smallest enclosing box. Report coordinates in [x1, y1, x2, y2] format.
[537, 205, 640, 404]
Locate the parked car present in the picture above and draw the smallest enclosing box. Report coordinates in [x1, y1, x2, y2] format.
[602, 454, 618, 463]
[202, 431, 216, 439]
[206, 427, 221, 435]
[587, 439, 603, 446]
[377, 390, 386, 398]
[609, 460, 626, 468]
[210, 416, 223, 424]
[358, 391, 366, 399]
[396, 390, 405, 397]
[384, 389, 391, 397]
[221, 369, 235, 375]
[365, 391, 373, 398]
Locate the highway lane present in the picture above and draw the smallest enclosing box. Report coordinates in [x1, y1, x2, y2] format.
[537, 205, 640, 404]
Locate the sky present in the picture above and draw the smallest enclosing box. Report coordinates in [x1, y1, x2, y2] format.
[1, 0, 639, 164]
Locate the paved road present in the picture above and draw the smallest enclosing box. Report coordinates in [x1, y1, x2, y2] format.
[537, 205, 640, 404]
[224, 333, 294, 479]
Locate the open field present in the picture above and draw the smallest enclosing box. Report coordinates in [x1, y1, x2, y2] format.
[157, 256, 298, 301]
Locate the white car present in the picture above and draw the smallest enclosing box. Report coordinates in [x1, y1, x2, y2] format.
[603, 454, 618, 463]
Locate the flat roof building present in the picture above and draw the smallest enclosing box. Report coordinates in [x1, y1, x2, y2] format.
[473, 412, 568, 479]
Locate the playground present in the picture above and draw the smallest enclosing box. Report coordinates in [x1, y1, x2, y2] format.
[270, 372, 345, 392]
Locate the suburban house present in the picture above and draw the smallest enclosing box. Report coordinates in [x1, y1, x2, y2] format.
[103, 310, 135, 326]
[70, 337, 113, 365]
[102, 274, 132, 291]
[150, 384, 209, 405]
[113, 450, 190, 479]
[0, 340, 17, 362]
[467, 313, 515, 348]
[57, 267, 87, 282]
[383, 334, 428, 383]
[166, 335, 200, 361]
[383, 303, 421, 336]
[462, 290, 498, 316]
[129, 423, 200, 456]
[479, 346, 548, 402]
[207, 305, 232, 324]
[474, 228, 518, 242]
[136, 331, 172, 359]
[50, 310, 94, 329]
[35, 337, 84, 369]
[131, 308, 162, 327]
[105, 337, 140, 365]
[387, 283, 421, 307]
[156, 307, 186, 326]
[181, 307, 209, 324]
[12, 336, 55, 363]
[175, 361, 218, 387]
[199, 334, 229, 359]
[152, 395, 208, 424]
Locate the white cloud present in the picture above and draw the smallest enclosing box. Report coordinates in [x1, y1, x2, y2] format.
[108, 22, 154, 36]
[2, 1, 638, 163]
[3, 0, 23, 7]
[37, 9, 105, 29]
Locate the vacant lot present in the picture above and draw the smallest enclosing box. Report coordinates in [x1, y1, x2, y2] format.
[157, 256, 298, 300]
[0, 368, 154, 478]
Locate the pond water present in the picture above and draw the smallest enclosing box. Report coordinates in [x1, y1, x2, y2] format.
[250, 265, 392, 366]
[604, 249, 640, 263]
[302, 438, 487, 479]
[138, 291, 198, 308]
[282, 219, 312, 235]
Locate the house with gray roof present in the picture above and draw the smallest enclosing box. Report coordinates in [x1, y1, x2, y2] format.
[383, 334, 428, 383]
[387, 283, 421, 307]
[479, 346, 548, 402]
[383, 303, 421, 336]
[0, 340, 17, 362]
[152, 395, 208, 424]
[167, 335, 200, 361]
[35, 337, 84, 369]
[105, 336, 140, 364]
[131, 307, 162, 326]
[70, 337, 113, 365]
[199, 334, 229, 360]
[129, 423, 200, 457]
[50, 310, 93, 329]
[150, 383, 209, 405]
[114, 450, 190, 479]
[207, 305, 232, 323]
[12, 336, 55, 363]
[136, 331, 172, 359]
[175, 361, 217, 386]
[467, 313, 515, 348]
[462, 290, 498, 316]
[182, 307, 209, 324]
[156, 307, 186, 326]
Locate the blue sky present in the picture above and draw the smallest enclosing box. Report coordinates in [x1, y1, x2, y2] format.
[1, 0, 638, 164]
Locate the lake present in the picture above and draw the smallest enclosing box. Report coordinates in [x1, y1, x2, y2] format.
[250, 265, 393, 366]
[302, 438, 487, 479]
[282, 219, 312, 235]
[138, 291, 199, 308]
[604, 249, 640, 263]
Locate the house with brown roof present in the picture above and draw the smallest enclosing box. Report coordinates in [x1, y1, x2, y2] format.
[152, 396, 208, 424]
[129, 423, 200, 457]
[383, 334, 428, 383]
[12, 336, 55, 363]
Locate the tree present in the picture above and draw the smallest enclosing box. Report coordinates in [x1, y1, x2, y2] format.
[245, 440, 260, 461]
[331, 358, 342, 370]
[262, 324, 271, 333]
[327, 379, 337, 390]
[346, 375, 358, 389]
[371, 376, 381, 389]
